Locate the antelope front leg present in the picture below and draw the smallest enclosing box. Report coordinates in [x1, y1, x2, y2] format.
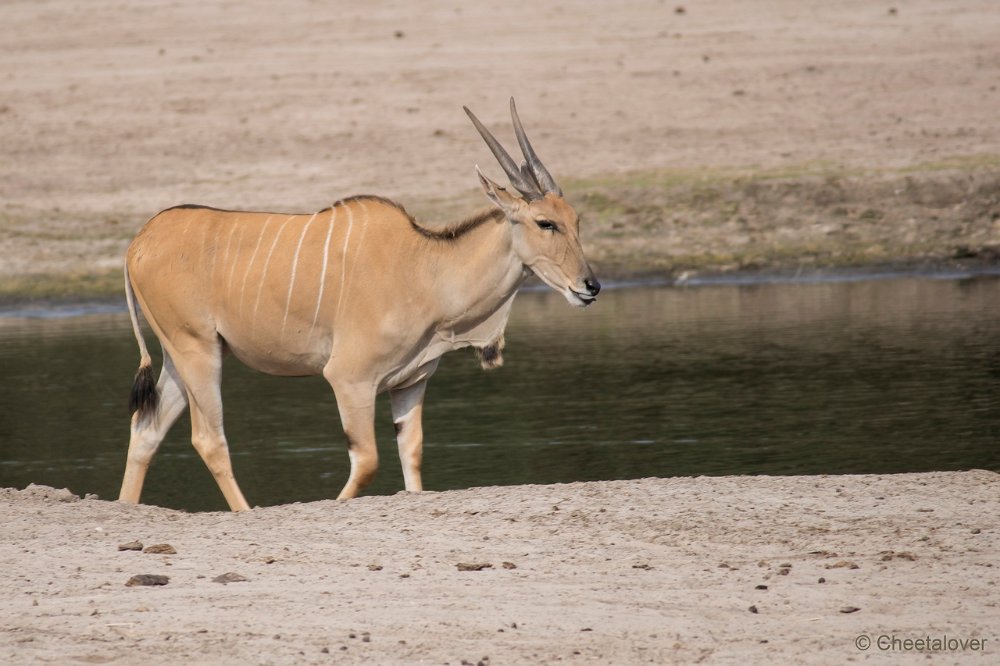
[328, 377, 379, 500]
[390, 379, 429, 492]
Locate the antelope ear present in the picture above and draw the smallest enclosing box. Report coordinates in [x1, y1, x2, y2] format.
[476, 165, 522, 216]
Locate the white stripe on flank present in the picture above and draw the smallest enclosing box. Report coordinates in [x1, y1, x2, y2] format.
[281, 212, 319, 337]
[340, 200, 369, 315]
[335, 205, 355, 318]
[226, 225, 245, 301]
[175, 221, 192, 272]
[308, 207, 337, 337]
[221, 224, 237, 272]
[205, 224, 219, 284]
[252, 215, 296, 330]
[202, 220, 215, 278]
[239, 215, 273, 321]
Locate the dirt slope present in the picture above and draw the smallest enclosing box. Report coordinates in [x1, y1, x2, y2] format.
[2, 0, 999, 288]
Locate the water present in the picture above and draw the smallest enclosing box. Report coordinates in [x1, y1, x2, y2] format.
[1, 275, 998, 512]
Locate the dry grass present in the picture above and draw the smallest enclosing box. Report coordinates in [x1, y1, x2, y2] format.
[2, 157, 999, 304]
[569, 157, 1000, 278]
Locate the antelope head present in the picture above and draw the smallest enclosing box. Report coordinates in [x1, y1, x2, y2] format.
[465, 99, 601, 307]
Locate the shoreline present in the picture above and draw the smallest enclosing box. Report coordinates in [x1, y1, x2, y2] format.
[3, 259, 999, 318]
[3, 156, 1000, 308]
[2, 472, 997, 664]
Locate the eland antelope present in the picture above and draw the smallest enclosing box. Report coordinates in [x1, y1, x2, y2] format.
[120, 98, 600, 511]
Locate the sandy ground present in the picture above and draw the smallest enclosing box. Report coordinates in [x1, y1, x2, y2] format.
[1, 0, 999, 283]
[1, 472, 997, 665]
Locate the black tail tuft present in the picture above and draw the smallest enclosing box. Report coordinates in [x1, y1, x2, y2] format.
[128, 364, 159, 421]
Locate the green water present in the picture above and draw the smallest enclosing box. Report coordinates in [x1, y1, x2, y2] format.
[1, 275, 998, 512]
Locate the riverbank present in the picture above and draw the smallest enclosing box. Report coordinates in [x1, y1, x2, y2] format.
[5, 260, 1000, 319]
[3, 0, 1000, 301]
[1, 472, 997, 664]
[2, 159, 999, 303]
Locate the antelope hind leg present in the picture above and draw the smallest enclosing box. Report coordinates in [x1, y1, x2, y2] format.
[170, 338, 251, 511]
[119, 352, 188, 504]
[187, 397, 251, 511]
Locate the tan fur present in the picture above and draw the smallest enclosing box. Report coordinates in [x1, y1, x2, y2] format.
[119, 116, 599, 511]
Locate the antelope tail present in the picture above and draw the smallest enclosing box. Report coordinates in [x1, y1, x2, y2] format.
[124, 263, 159, 421]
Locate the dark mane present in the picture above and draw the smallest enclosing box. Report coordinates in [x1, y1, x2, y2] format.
[162, 203, 313, 216]
[408, 208, 504, 241]
[331, 194, 501, 240]
[163, 195, 408, 217]
[164, 196, 504, 242]
[331, 194, 408, 216]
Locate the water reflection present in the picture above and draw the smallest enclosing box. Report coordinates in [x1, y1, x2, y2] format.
[1, 275, 998, 511]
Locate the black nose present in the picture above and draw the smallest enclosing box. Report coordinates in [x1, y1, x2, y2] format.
[584, 277, 601, 296]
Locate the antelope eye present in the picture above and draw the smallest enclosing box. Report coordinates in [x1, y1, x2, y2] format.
[535, 220, 558, 232]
